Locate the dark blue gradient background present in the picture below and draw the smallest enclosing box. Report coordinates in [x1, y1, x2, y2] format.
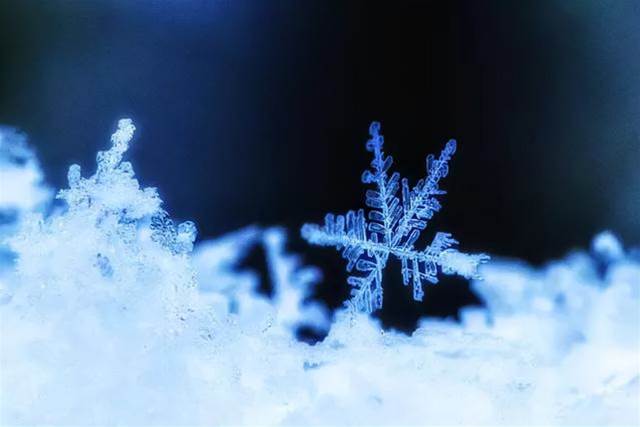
[1, 1, 638, 328]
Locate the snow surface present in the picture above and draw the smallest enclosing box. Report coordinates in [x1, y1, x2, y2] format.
[0, 120, 638, 425]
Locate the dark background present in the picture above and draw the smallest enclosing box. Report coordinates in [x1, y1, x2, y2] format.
[1, 1, 639, 330]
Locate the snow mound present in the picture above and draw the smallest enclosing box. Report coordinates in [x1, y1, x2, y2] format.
[0, 121, 637, 425]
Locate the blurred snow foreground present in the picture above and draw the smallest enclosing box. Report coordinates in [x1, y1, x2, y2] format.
[0, 120, 638, 425]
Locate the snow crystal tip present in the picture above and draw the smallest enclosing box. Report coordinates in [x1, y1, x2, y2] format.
[369, 121, 381, 137]
[57, 118, 162, 219]
[592, 231, 624, 261]
[300, 224, 316, 242]
[111, 118, 136, 147]
[67, 164, 81, 188]
[178, 220, 198, 243]
[366, 121, 384, 153]
[445, 139, 457, 155]
[94, 119, 137, 173]
[302, 122, 487, 313]
[439, 250, 490, 279]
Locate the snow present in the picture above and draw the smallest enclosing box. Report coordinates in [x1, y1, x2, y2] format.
[0, 120, 638, 425]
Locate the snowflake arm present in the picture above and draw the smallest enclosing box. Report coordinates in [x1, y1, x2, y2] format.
[361, 122, 402, 245]
[301, 122, 489, 313]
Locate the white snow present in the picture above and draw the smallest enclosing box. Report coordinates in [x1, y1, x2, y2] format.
[0, 121, 638, 425]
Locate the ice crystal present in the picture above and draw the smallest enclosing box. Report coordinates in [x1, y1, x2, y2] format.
[263, 227, 328, 332]
[8, 118, 198, 322]
[302, 122, 488, 312]
[57, 119, 162, 219]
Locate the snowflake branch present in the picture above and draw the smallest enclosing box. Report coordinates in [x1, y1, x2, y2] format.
[392, 139, 456, 246]
[361, 122, 401, 246]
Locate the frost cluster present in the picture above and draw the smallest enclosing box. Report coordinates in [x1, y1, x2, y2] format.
[0, 120, 638, 425]
[1, 120, 202, 424]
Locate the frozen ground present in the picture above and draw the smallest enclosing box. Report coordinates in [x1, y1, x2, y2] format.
[0, 121, 638, 425]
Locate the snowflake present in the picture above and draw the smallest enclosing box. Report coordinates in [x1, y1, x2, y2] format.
[301, 122, 489, 313]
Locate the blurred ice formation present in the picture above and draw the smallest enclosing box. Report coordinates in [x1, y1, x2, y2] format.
[193, 226, 328, 335]
[0, 127, 51, 305]
[0, 120, 637, 425]
[0, 126, 51, 216]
